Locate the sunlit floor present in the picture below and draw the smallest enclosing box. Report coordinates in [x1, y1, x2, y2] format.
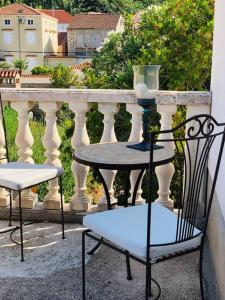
[0, 221, 217, 300]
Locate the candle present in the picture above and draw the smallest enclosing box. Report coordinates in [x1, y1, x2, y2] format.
[134, 83, 157, 99]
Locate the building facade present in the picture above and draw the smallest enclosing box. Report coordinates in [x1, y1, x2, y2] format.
[67, 13, 124, 58]
[0, 3, 58, 71]
[39, 9, 73, 33]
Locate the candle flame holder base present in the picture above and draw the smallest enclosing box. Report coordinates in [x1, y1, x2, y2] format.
[127, 98, 164, 152]
[127, 141, 163, 152]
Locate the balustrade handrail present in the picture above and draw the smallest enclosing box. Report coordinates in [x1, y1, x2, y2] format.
[0, 88, 211, 105]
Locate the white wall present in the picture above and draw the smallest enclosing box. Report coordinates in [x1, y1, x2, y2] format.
[210, 0, 225, 221]
[58, 23, 68, 32]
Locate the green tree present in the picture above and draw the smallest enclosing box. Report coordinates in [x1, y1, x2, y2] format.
[84, 0, 214, 91]
[50, 64, 80, 88]
[13, 59, 29, 75]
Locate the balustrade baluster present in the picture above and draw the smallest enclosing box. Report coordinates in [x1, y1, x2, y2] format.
[69, 101, 91, 211]
[126, 104, 144, 205]
[98, 103, 119, 210]
[11, 102, 37, 208]
[39, 102, 63, 209]
[0, 109, 9, 207]
[155, 104, 177, 210]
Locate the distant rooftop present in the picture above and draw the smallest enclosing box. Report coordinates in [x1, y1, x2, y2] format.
[0, 69, 20, 77]
[68, 13, 121, 30]
[0, 3, 57, 20]
[73, 61, 93, 70]
[39, 9, 73, 23]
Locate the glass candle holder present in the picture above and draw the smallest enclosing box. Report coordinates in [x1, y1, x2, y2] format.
[127, 65, 163, 151]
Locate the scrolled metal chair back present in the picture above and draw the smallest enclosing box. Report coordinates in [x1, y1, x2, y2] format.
[147, 114, 225, 248]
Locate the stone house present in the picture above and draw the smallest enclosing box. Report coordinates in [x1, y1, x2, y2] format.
[67, 13, 124, 58]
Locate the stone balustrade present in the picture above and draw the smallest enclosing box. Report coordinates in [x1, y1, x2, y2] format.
[0, 88, 211, 216]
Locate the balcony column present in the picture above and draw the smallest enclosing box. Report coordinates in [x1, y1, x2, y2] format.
[155, 104, 177, 210]
[98, 103, 119, 210]
[0, 112, 9, 207]
[126, 103, 144, 205]
[39, 102, 62, 210]
[11, 102, 36, 208]
[69, 101, 91, 212]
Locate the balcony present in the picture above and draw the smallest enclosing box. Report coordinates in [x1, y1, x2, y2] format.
[0, 87, 217, 299]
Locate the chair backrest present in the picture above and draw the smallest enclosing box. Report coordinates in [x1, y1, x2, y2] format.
[0, 93, 9, 162]
[147, 114, 225, 250]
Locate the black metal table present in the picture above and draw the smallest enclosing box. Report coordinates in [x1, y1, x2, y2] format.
[74, 142, 174, 210]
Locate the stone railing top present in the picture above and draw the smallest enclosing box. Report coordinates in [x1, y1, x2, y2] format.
[0, 88, 211, 105]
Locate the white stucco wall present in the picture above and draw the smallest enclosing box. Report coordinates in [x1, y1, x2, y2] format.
[210, 0, 225, 221]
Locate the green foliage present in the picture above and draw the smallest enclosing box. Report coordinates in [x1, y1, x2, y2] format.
[0, 61, 12, 69]
[50, 64, 80, 88]
[13, 59, 29, 75]
[31, 65, 53, 75]
[137, 0, 214, 90]
[0, 0, 158, 14]
[84, 0, 214, 91]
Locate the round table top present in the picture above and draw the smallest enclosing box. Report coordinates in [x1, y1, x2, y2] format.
[74, 142, 174, 170]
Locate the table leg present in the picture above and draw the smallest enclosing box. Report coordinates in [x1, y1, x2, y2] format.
[124, 170, 131, 207]
[131, 168, 145, 206]
[94, 168, 112, 210]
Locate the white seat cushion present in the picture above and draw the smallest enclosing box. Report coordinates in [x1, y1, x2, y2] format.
[0, 162, 64, 190]
[83, 203, 202, 259]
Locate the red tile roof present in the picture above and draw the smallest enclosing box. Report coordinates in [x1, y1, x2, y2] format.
[39, 9, 73, 23]
[73, 61, 93, 70]
[21, 74, 50, 78]
[0, 69, 20, 77]
[0, 3, 57, 20]
[68, 13, 121, 30]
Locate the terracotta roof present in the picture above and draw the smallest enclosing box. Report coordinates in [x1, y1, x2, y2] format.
[0, 3, 57, 20]
[73, 61, 93, 70]
[0, 69, 20, 77]
[21, 74, 50, 78]
[39, 9, 73, 23]
[68, 13, 121, 30]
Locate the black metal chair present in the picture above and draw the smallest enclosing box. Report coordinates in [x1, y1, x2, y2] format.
[0, 94, 65, 261]
[82, 114, 225, 299]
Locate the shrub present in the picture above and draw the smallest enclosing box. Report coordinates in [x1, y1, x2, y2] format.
[31, 65, 53, 75]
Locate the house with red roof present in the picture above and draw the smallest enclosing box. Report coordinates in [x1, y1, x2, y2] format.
[67, 13, 124, 58]
[0, 3, 58, 71]
[0, 68, 21, 88]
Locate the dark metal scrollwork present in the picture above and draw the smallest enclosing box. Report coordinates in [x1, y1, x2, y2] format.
[186, 115, 218, 138]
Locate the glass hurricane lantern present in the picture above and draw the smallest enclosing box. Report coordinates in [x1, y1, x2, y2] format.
[127, 65, 163, 151]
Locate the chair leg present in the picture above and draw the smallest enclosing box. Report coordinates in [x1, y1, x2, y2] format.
[199, 247, 205, 300]
[125, 251, 132, 280]
[18, 191, 24, 262]
[87, 237, 103, 255]
[9, 190, 12, 227]
[82, 231, 86, 300]
[145, 262, 151, 300]
[59, 176, 65, 240]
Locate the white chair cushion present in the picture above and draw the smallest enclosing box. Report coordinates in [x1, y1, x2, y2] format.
[0, 162, 64, 190]
[83, 203, 202, 259]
